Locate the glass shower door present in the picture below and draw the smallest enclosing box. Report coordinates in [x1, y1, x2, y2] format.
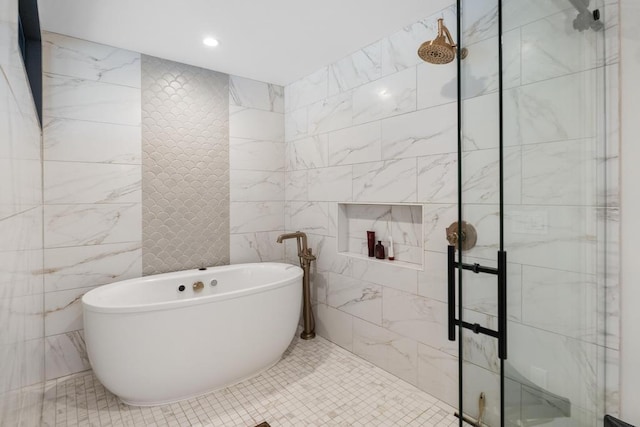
[502, 0, 608, 425]
[454, 0, 505, 425]
[452, 0, 608, 425]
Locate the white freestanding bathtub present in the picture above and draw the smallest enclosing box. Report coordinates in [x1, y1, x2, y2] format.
[82, 262, 303, 406]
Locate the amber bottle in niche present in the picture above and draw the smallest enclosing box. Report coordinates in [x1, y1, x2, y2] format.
[375, 241, 385, 259]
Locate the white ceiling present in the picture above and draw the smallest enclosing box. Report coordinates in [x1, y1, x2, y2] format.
[37, 0, 451, 86]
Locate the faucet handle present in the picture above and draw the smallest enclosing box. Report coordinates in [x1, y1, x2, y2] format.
[303, 248, 316, 261]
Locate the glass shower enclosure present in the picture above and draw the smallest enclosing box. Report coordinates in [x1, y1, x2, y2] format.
[449, 0, 611, 425]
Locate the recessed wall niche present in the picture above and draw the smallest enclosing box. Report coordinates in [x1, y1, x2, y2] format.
[337, 203, 423, 270]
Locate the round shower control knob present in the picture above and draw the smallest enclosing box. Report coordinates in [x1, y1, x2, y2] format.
[446, 221, 477, 251]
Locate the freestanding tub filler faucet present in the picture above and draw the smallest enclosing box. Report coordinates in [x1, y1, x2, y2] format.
[276, 231, 316, 339]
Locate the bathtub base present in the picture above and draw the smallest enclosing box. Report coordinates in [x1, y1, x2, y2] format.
[118, 356, 282, 407]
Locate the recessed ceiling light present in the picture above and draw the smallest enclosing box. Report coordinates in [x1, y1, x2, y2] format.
[203, 37, 219, 47]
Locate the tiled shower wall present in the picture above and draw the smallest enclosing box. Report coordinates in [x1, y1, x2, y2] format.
[42, 32, 143, 380]
[281, 0, 456, 397]
[282, 4, 463, 405]
[229, 75, 285, 263]
[39, 33, 285, 380]
[283, 1, 620, 424]
[0, 1, 45, 424]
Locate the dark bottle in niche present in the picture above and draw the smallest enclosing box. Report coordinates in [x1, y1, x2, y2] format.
[375, 241, 385, 259]
[367, 231, 376, 257]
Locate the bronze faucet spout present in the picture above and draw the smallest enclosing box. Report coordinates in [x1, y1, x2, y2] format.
[276, 231, 312, 258]
[276, 231, 316, 340]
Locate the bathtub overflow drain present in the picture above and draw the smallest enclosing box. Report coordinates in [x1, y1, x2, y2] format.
[178, 285, 185, 292]
[210, 279, 218, 286]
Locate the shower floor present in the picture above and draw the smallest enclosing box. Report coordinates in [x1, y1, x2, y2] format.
[41, 334, 458, 426]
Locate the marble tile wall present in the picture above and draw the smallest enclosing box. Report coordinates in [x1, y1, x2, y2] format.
[283, 5, 463, 412]
[0, 1, 45, 424]
[283, 0, 620, 424]
[41, 32, 143, 380]
[38, 33, 285, 382]
[229, 76, 286, 263]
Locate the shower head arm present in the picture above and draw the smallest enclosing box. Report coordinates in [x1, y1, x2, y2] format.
[440, 24, 458, 50]
[435, 18, 458, 50]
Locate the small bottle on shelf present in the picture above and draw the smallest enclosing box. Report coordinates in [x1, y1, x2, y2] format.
[375, 241, 385, 259]
[388, 236, 395, 261]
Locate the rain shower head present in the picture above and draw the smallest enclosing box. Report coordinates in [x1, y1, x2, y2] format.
[417, 18, 466, 64]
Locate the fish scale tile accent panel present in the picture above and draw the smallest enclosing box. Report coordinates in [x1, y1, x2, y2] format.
[141, 55, 230, 275]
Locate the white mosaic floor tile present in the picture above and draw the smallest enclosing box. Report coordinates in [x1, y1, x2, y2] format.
[41, 334, 458, 426]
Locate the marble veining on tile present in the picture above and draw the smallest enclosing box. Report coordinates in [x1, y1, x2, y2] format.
[43, 73, 141, 125]
[382, 288, 456, 357]
[45, 331, 90, 381]
[230, 202, 284, 234]
[307, 91, 353, 135]
[42, 242, 142, 293]
[520, 9, 600, 85]
[285, 170, 308, 201]
[350, 257, 418, 295]
[285, 67, 328, 112]
[44, 204, 141, 248]
[42, 32, 141, 88]
[381, 103, 457, 160]
[230, 170, 285, 202]
[0, 293, 43, 344]
[0, 206, 43, 252]
[229, 105, 284, 141]
[307, 166, 353, 202]
[416, 153, 457, 204]
[327, 272, 382, 325]
[0, 158, 41, 207]
[229, 231, 285, 264]
[229, 138, 285, 172]
[228, 72, 285, 267]
[0, 249, 43, 299]
[353, 317, 419, 386]
[328, 121, 382, 166]
[353, 158, 417, 202]
[43, 117, 141, 164]
[286, 134, 329, 171]
[328, 41, 382, 95]
[288, 202, 330, 236]
[44, 286, 95, 337]
[284, 107, 308, 142]
[230, 75, 284, 113]
[44, 161, 141, 205]
[460, 1, 498, 45]
[0, 12, 45, 422]
[352, 67, 417, 125]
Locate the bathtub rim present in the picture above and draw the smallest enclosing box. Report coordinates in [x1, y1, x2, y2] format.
[82, 262, 303, 315]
